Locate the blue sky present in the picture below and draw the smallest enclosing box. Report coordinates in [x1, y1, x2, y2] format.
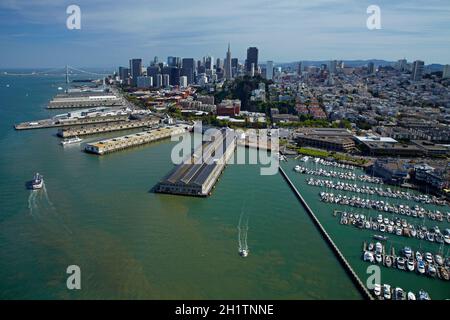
[0, 0, 449, 68]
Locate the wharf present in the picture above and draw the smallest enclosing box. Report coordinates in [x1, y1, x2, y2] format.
[84, 125, 189, 155]
[57, 117, 160, 138]
[14, 114, 129, 130]
[155, 128, 236, 197]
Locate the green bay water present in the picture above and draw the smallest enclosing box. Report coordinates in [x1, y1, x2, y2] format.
[281, 161, 450, 299]
[0, 74, 361, 299]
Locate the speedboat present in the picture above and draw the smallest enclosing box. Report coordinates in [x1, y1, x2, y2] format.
[239, 248, 249, 258]
[61, 136, 82, 146]
[373, 283, 382, 297]
[385, 255, 393, 268]
[373, 234, 387, 241]
[435, 255, 443, 266]
[407, 258, 415, 272]
[375, 242, 383, 254]
[396, 257, 406, 270]
[425, 252, 433, 264]
[403, 247, 412, 258]
[427, 264, 437, 277]
[368, 243, 374, 251]
[418, 290, 430, 300]
[417, 260, 426, 274]
[394, 287, 405, 300]
[363, 251, 374, 263]
[415, 251, 422, 261]
[375, 253, 382, 264]
[294, 165, 301, 172]
[407, 292, 416, 300]
[31, 173, 43, 190]
[383, 284, 391, 300]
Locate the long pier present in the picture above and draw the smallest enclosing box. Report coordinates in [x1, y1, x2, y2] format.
[278, 166, 373, 300]
[57, 118, 160, 138]
[84, 125, 189, 155]
[14, 115, 129, 130]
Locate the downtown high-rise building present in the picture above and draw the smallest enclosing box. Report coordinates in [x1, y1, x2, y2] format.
[246, 47, 258, 73]
[181, 58, 195, 84]
[224, 44, 232, 80]
[411, 60, 424, 81]
[297, 61, 303, 75]
[442, 64, 450, 79]
[205, 56, 214, 70]
[129, 58, 142, 86]
[118, 66, 129, 81]
[368, 62, 375, 74]
[329, 60, 337, 74]
[167, 56, 181, 68]
[266, 61, 274, 80]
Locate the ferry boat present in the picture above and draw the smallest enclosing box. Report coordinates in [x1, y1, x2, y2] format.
[61, 136, 82, 146]
[239, 248, 249, 258]
[31, 173, 43, 190]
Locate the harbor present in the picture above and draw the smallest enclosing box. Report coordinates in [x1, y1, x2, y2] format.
[84, 125, 189, 155]
[155, 128, 236, 197]
[282, 158, 450, 299]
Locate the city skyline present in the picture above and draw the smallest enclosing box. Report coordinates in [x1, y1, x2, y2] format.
[0, 0, 450, 68]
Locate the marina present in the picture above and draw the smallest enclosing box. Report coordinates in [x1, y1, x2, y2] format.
[155, 128, 236, 197]
[320, 192, 449, 222]
[294, 165, 383, 184]
[362, 241, 449, 281]
[84, 125, 189, 155]
[337, 210, 450, 245]
[307, 178, 447, 206]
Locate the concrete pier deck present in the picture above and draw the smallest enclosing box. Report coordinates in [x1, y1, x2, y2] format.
[57, 117, 160, 138]
[48, 92, 123, 109]
[155, 128, 236, 197]
[14, 114, 129, 130]
[84, 125, 189, 155]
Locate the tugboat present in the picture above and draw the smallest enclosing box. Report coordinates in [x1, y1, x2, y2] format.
[31, 173, 43, 190]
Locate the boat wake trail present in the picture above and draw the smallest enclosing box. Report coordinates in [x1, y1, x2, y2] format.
[28, 182, 55, 217]
[237, 209, 249, 252]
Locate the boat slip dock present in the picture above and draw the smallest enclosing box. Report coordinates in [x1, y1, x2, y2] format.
[155, 128, 236, 197]
[57, 117, 160, 138]
[84, 125, 189, 155]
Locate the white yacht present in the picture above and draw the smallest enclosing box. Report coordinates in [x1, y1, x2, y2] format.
[239, 248, 249, 258]
[31, 173, 43, 190]
[61, 136, 83, 146]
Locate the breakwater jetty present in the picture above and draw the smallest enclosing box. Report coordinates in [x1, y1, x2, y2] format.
[279, 166, 374, 300]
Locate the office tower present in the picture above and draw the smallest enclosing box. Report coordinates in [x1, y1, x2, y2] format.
[129, 58, 142, 86]
[246, 47, 258, 72]
[162, 66, 180, 86]
[442, 64, 450, 79]
[179, 76, 188, 88]
[136, 76, 152, 88]
[266, 61, 274, 80]
[181, 58, 195, 84]
[156, 74, 163, 88]
[118, 67, 129, 81]
[216, 58, 222, 70]
[329, 60, 337, 74]
[297, 61, 303, 75]
[167, 56, 181, 67]
[205, 56, 214, 70]
[163, 74, 170, 87]
[147, 66, 160, 80]
[224, 44, 233, 80]
[397, 59, 407, 71]
[411, 60, 424, 81]
[151, 56, 159, 66]
[368, 62, 375, 74]
[250, 63, 255, 77]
